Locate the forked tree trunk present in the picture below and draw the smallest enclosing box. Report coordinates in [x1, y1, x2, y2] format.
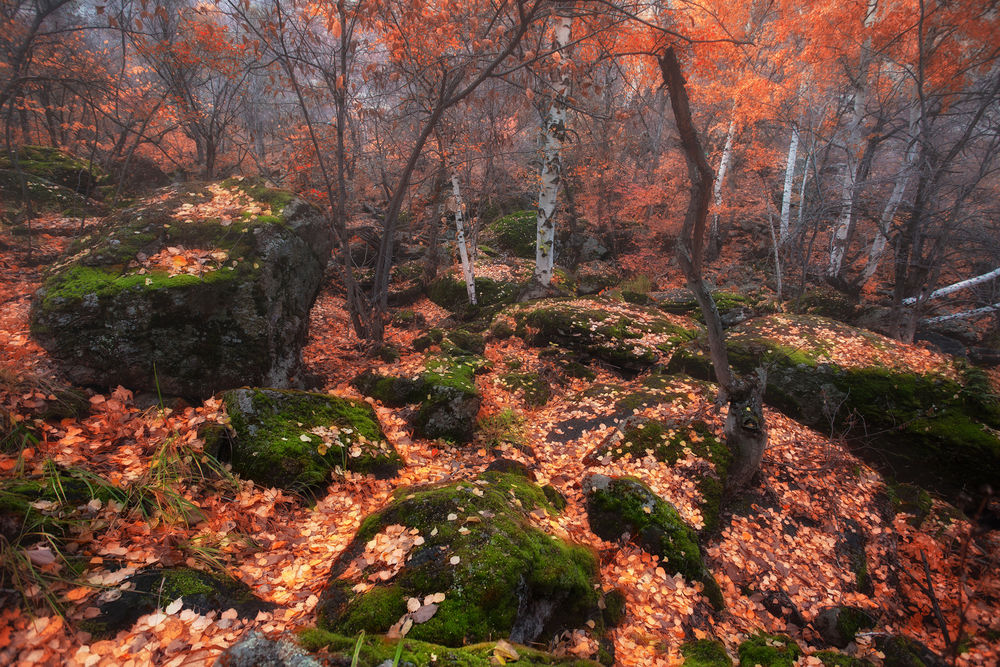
[659, 47, 767, 492]
[534, 10, 571, 286]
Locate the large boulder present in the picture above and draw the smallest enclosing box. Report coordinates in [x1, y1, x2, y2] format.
[223, 388, 402, 493]
[30, 180, 333, 398]
[582, 474, 723, 609]
[668, 313, 1000, 498]
[0, 145, 107, 197]
[317, 471, 603, 651]
[501, 297, 698, 374]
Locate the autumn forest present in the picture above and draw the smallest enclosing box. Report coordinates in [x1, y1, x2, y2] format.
[2, 0, 999, 665]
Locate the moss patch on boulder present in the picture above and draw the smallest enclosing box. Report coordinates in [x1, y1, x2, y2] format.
[499, 372, 552, 407]
[667, 314, 1000, 499]
[488, 210, 537, 258]
[0, 145, 107, 197]
[737, 633, 802, 667]
[680, 639, 731, 666]
[582, 474, 722, 609]
[82, 567, 273, 638]
[30, 181, 332, 398]
[352, 370, 427, 407]
[224, 388, 401, 493]
[414, 356, 485, 443]
[298, 628, 600, 666]
[506, 298, 698, 373]
[428, 276, 522, 313]
[317, 471, 602, 650]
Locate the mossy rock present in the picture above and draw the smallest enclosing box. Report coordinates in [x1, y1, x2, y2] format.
[414, 328, 445, 352]
[0, 145, 107, 195]
[30, 181, 332, 398]
[574, 261, 624, 296]
[814, 606, 877, 648]
[601, 589, 627, 628]
[500, 372, 552, 407]
[795, 286, 858, 322]
[316, 471, 603, 650]
[813, 650, 874, 667]
[352, 370, 428, 407]
[667, 314, 1000, 500]
[737, 633, 802, 667]
[224, 388, 402, 493]
[443, 329, 487, 356]
[428, 276, 522, 313]
[414, 356, 484, 443]
[509, 298, 698, 373]
[0, 168, 99, 213]
[873, 635, 947, 667]
[652, 288, 755, 322]
[298, 628, 600, 666]
[680, 639, 731, 666]
[582, 474, 723, 610]
[82, 567, 273, 638]
[488, 210, 537, 259]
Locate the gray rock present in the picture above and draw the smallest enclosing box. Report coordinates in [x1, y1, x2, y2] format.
[218, 632, 321, 667]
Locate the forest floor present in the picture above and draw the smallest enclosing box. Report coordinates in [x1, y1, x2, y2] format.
[1, 214, 999, 666]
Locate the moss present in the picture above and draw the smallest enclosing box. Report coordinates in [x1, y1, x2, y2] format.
[737, 633, 802, 667]
[490, 210, 537, 258]
[602, 589, 627, 627]
[375, 343, 401, 363]
[680, 639, 731, 666]
[444, 330, 487, 356]
[297, 628, 600, 665]
[836, 607, 876, 642]
[586, 476, 722, 610]
[318, 472, 600, 648]
[0, 145, 106, 194]
[224, 389, 401, 493]
[221, 177, 294, 213]
[428, 276, 521, 313]
[414, 328, 445, 351]
[500, 372, 552, 407]
[813, 650, 873, 667]
[352, 370, 427, 407]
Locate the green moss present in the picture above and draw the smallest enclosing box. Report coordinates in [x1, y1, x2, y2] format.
[490, 210, 537, 258]
[39, 265, 239, 311]
[836, 607, 876, 642]
[297, 628, 600, 665]
[737, 633, 802, 667]
[444, 330, 487, 356]
[586, 476, 722, 609]
[414, 328, 445, 351]
[319, 472, 600, 647]
[352, 370, 427, 407]
[225, 389, 401, 493]
[0, 145, 106, 193]
[602, 589, 627, 627]
[221, 177, 294, 213]
[813, 650, 873, 667]
[680, 639, 731, 666]
[500, 372, 552, 407]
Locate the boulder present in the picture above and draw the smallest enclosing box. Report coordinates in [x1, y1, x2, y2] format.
[297, 628, 603, 666]
[82, 567, 273, 638]
[668, 314, 1000, 499]
[0, 145, 107, 196]
[874, 635, 947, 667]
[736, 633, 802, 667]
[813, 606, 877, 649]
[31, 180, 332, 398]
[582, 474, 723, 609]
[219, 632, 322, 667]
[486, 209, 536, 258]
[504, 297, 698, 373]
[316, 471, 603, 651]
[224, 388, 402, 493]
[414, 356, 484, 443]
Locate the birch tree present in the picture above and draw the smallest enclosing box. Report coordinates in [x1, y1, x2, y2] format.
[534, 5, 572, 286]
[778, 124, 798, 243]
[709, 116, 735, 255]
[449, 170, 477, 305]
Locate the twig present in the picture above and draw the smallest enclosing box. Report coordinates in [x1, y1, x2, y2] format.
[920, 549, 952, 648]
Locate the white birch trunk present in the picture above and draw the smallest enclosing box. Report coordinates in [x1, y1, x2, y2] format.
[922, 302, 1000, 324]
[827, 2, 877, 278]
[534, 12, 571, 286]
[903, 267, 1000, 306]
[859, 110, 920, 287]
[451, 172, 477, 305]
[710, 117, 736, 246]
[779, 125, 799, 243]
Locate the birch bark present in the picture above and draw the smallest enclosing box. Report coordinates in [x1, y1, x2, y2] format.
[710, 117, 736, 251]
[779, 126, 799, 243]
[450, 172, 477, 305]
[534, 10, 571, 286]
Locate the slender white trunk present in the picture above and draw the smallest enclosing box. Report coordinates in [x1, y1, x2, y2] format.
[922, 302, 1000, 324]
[860, 109, 920, 287]
[779, 125, 799, 243]
[710, 117, 736, 246]
[903, 267, 1000, 306]
[451, 172, 476, 305]
[534, 12, 571, 285]
[795, 146, 811, 238]
[828, 2, 877, 278]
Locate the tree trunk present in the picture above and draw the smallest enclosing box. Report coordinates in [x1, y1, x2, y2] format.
[534, 10, 571, 286]
[709, 116, 735, 259]
[779, 125, 799, 244]
[451, 171, 477, 305]
[659, 47, 766, 492]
